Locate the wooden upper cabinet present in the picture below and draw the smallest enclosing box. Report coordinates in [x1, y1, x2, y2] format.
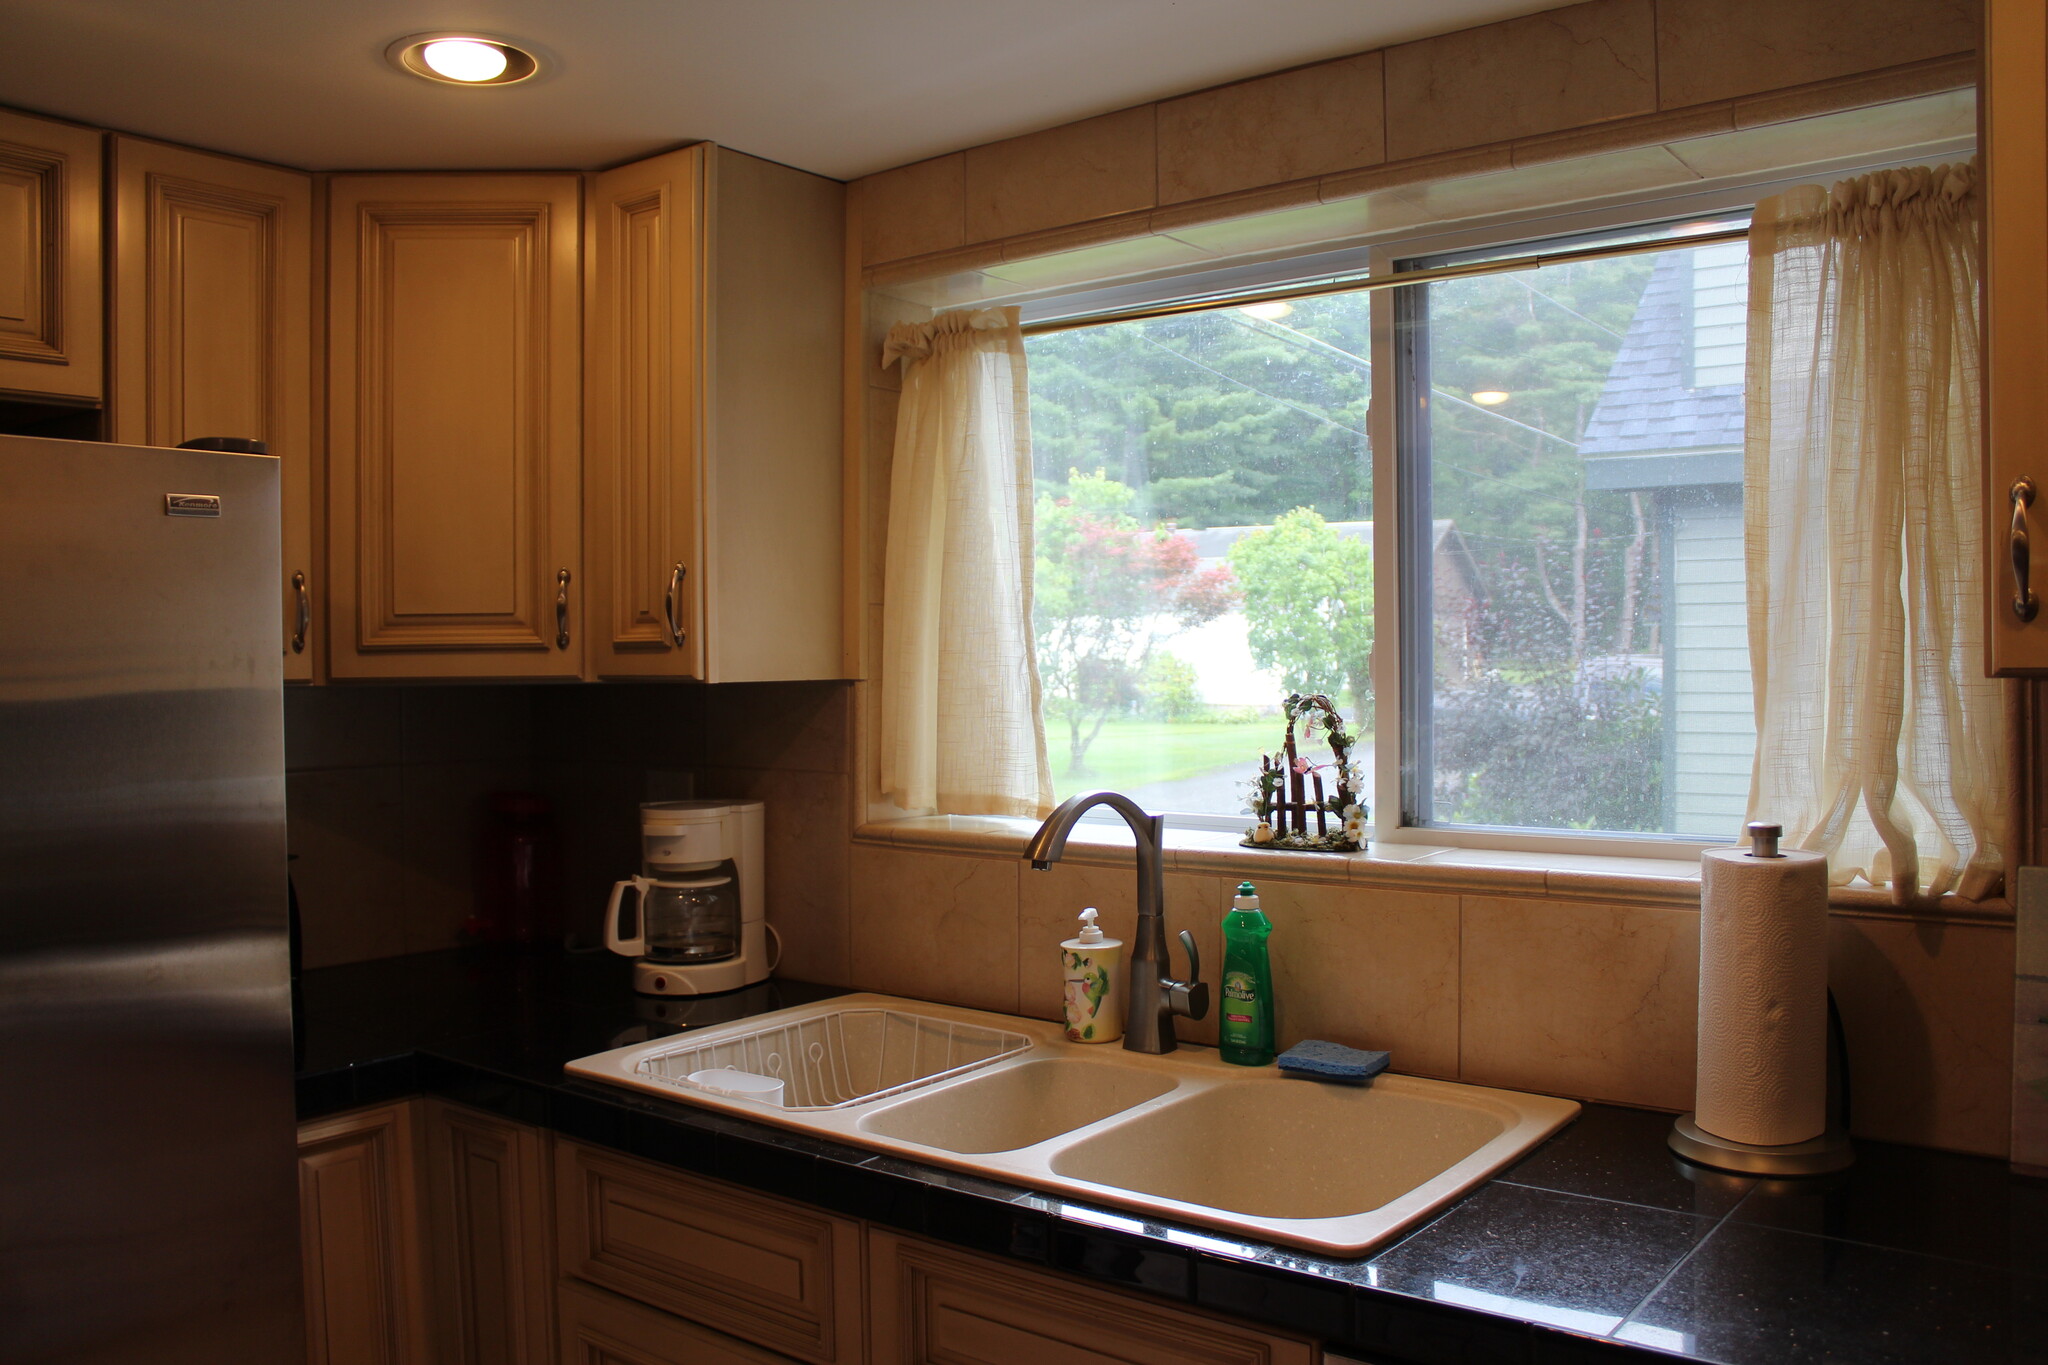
[107, 137, 317, 680]
[584, 144, 844, 682]
[585, 145, 709, 678]
[1985, 0, 2048, 673]
[327, 173, 582, 679]
[0, 108, 100, 402]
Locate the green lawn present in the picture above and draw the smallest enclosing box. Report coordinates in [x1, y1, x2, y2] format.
[1050, 717, 1278, 789]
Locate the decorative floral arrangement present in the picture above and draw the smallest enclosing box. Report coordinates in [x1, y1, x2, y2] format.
[1241, 693, 1366, 853]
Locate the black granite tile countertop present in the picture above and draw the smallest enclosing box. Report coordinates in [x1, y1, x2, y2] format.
[296, 948, 2048, 1365]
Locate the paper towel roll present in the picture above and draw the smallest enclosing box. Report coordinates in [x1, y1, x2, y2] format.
[1696, 842, 1829, 1146]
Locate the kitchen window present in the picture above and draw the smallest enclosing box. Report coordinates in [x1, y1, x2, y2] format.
[1019, 210, 1758, 848]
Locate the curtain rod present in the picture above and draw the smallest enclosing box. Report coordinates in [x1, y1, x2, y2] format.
[1017, 225, 1752, 337]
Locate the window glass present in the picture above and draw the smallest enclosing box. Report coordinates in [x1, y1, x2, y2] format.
[1025, 297, 1373, 816]
[1398, 220, 1755, 838]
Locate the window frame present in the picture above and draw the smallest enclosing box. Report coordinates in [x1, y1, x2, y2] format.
[1006, 152, 1970, 859]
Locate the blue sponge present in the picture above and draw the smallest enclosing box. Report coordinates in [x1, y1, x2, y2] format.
[1275, 1039, 1390, 1083]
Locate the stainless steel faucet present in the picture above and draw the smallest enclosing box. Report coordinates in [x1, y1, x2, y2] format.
[1024, 791, 1209, 1054]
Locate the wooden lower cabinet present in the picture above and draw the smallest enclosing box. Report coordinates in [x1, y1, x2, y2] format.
[421, 1100, 558, 1365]
[559, 1280, 803, 1365]
[553, 1140, 862, 1365]
[302, 1119, 1327, 1365]
[298, 1103, 431, 1365]
[867, 1229, 1318, 1365]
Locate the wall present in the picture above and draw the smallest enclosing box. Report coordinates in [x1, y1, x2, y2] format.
[287, 681, 857, 986]
[844, 836, 2014, 1157]
[836, 0, 2013, 1158]
[851, 0, 1978, 278]
[286, 686, 534, 967]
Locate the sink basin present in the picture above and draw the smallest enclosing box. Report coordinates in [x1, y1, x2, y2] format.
[861, 1059, 1178, 1153]
[566, 992, 1579, 1256]
[1051, 1080, 1504, 1218]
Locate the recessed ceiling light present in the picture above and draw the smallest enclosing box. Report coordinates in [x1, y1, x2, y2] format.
[1471, 390, 1510, 405]
[1238, 301, 1294, 321]
[387, 32, 539, 86]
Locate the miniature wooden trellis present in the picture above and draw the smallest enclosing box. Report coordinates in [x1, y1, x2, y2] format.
[1242, 693, 1365, 853]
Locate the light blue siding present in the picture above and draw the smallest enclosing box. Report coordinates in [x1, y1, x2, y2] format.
[1670, 503, 1755, 837]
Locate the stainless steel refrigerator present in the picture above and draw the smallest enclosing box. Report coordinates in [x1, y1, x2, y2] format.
[0, 434, 301, 1362]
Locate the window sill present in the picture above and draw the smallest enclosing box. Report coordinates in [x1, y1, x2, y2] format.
[853, 817, 2013, 924]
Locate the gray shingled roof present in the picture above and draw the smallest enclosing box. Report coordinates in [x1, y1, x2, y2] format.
[1578, 253, 1744, 457]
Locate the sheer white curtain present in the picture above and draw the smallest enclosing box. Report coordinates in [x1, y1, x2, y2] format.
[1745, 162, 2007, 902]
[878, 306, 1054, 818]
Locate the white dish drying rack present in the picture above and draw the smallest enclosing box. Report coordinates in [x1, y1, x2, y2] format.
[635, 1007, 1031, 1110]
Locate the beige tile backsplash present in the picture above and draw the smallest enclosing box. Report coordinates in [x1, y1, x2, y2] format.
[963, 106, 1157, 243]
[1460, 896, 1701, 1112]
[1655, 0, 1980, 110]
[1381, 0, 1658, 163]
[848, 836, 2014, 1158]
[854, 0, 1976, 270]
[850, 844, 1020, 1012]
[287, 680, 2017, 1158]
[1157, 52, 1386, 205]
[859, 154, 968, 265]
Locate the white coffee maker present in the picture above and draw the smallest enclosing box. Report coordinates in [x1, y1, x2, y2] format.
[605, 799, 773, 995]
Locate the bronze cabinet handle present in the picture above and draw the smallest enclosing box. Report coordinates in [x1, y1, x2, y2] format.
[664, 562, 687, 647]
[555, 568, 572, 648]
[2014, 479, 2039, 624]
[290, 571, 309, 654]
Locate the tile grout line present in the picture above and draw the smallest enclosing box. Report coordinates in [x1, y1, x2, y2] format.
[1604, 1181, 1756, 1336]
[1489, 1176, 1732, 1220]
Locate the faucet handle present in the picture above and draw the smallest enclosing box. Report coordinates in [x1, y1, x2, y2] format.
[1168, 929, 1209, 1020]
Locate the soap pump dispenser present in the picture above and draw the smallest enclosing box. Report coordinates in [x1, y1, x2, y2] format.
[1059, 907, 1125, 1043]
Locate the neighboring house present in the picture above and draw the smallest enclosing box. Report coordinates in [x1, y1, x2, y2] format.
[1166, 519, 1485, 707]
[1579, 242, 1753, 840]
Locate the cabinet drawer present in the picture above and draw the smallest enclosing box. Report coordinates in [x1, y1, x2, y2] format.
[554, 1141, 860, 1365]
[560, 1278, 803, 1365]
[869, 1229, 1317, 1365]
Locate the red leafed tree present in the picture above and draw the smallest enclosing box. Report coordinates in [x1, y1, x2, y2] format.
[1034, 471, 1238, 769]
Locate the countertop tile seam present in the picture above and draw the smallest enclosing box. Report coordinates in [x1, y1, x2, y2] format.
[1709, 1189, 2048, 1280]
[1489, 1176, 1737, 1222]
[1610, 1214, 1719, 1348]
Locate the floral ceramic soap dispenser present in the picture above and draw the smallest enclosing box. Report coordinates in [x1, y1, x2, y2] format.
[1060, 907, 1124, 1043]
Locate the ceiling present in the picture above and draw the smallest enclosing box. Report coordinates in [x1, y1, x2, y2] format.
[0, 0, 1565, 180]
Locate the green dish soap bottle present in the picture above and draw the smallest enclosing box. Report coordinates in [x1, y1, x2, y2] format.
[1219, 881, 1275, 1066]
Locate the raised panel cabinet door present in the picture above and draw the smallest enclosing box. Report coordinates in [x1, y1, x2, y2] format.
[559, 1280, 804, 1365]
[0, 108, 101, 401]
[299, 1103, 431, 1365]
[554, 1140, 862, 1365]
[584, 145, 708, 679]
[421, 1101, 557, 1365]
[328, 173, 582, 678]
[867, 1230, 1318, 1365]
[1986, 0, 2048, 673]
[108, 137, 317, 681]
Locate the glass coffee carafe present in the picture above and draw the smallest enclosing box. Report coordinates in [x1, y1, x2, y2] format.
[605, 873, 738, 964]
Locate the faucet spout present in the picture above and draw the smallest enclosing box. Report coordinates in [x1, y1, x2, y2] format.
[1024, 791, 1206, 1054]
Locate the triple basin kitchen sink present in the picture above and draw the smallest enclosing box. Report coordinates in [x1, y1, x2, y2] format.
[566, 993, 1579, 1256]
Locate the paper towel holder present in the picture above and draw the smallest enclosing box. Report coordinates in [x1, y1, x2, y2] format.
[1670, 825, 1856, 1177]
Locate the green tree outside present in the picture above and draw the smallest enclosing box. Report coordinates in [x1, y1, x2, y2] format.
[1228, 508, 1373, 716]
